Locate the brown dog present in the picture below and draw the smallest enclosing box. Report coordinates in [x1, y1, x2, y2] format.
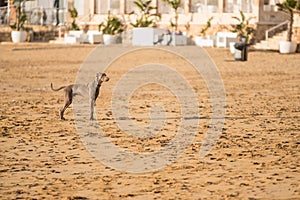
[51, 73, 109, 120]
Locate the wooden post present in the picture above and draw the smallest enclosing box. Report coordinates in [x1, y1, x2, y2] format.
[258, 0, 264, 22]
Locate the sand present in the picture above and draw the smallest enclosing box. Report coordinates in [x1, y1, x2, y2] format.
[0, 43, 299, 199]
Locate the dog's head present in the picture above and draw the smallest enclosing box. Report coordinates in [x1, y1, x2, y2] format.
[96, 73, 109, 84]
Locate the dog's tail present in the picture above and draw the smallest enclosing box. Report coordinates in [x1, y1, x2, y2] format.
[50, 83, 66, 91]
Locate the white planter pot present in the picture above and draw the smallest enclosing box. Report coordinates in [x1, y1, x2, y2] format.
[87, 31, 103, 44]
[64, 34, 81, 44]
[279, 41, 297, 54]
[103, 34, 120, 45]
[195, 36, 203, 46]
[194, 36, 214, 47]
[132, 28, 153, 46]
[229, 42, 236, 54]
[11, 31, 27, 43]
[132, 28, 166, 46]
[171, 33, 187, 46]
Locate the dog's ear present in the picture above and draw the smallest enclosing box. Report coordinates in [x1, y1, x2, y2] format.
[96, 73, 100, 80]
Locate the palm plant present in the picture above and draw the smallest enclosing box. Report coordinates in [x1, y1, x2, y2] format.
[11, 0, 27, 31]
[276, 0, 300, 42]
[200, 16, 213, 37]
[162, 0, 181, 32]
[231, 11, 255, 43]
[99, 12, 124, 35]
[68, 6, 80, 31]
[130, 0, 159, 27]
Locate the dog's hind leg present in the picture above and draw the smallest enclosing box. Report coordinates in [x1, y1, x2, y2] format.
[60, 101, 72, 120]
[60, 89, 73, 120]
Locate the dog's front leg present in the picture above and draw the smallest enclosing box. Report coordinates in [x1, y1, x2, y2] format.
[90, 98, 95, 120]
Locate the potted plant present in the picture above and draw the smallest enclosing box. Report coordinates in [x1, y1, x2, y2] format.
[162, 0, 187, 45]
[130, 0, 162, 46]
[68, 6, 80, 31]
[162, 0, 180, 32]
[194, 16, 214, 47]
[99, 12, 124, 45]
[231, 10, 255, 43]
[276, 0, 300, 53]
[231, 11, 255, 59]
[130, 0, 159, 28]
[64, 6, 83, 44]
[10, 0, 28, 43]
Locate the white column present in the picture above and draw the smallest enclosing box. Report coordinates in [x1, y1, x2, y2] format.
[184, 0, 190, 14]
[218, 0, 224, 12]
[120, 0, 125, 14]
[74, 0, 84, 16]
[108, 0, 111, 13]
[90, 0, 94, 17]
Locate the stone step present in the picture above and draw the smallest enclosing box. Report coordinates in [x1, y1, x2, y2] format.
[254, 40, 280, 50]
[254, 30, 287, 50]
[272, 34, 286, 40]
[49, 37, 66, 44]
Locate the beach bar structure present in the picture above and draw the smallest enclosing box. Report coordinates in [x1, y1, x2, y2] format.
[1, 0, 300, 43]
[71, 0, 299, 41]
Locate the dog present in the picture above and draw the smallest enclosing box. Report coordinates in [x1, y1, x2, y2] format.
[51, 73, 109, 120]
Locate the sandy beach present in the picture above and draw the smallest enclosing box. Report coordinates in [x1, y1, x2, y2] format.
[0, 44, 299, 199]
